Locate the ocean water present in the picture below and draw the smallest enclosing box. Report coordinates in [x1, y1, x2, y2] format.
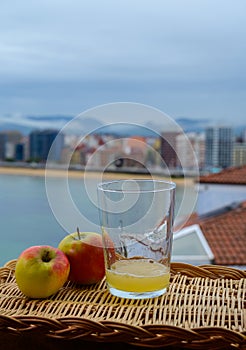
[0, 174, 196, 266]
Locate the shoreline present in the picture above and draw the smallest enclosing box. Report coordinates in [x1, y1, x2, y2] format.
[0, 165, 194, 184]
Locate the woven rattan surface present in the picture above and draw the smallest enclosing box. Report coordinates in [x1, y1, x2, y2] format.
[0, 260, 245, 349]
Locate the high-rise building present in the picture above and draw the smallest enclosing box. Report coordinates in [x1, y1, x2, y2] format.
[0, 133, 7, 159]
[29, 129, 64, 162]
[205, 127, 233, 169]
[15, 144, 25, 161]
[176, 132, 205, 170]
[160, 132, 181, 168]
[233, 142, 246, 166]
[0, 130, 23, 160]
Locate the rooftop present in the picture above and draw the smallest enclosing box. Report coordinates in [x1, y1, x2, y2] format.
[172, 224, 214, 265]
[199, 165, 246, 185]
[178, 201, 246, 266]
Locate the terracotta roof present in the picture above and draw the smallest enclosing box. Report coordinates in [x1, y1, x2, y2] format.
[178, 201, 246, 266]
[199, 165, 246, 185]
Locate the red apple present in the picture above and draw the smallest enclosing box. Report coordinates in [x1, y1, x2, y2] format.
[58, 230, 115, 285]
[15, 245, 70, 298]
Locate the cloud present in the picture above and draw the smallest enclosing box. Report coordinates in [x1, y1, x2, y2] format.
[0, 114, 69, 130]
[1, 0, 245, 81]
[0, 0, 245, 125]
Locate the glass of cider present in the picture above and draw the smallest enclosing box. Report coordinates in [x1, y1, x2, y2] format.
[97, 179, 176, 299]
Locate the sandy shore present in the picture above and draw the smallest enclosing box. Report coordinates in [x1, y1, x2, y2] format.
[0, 166, 193, 184]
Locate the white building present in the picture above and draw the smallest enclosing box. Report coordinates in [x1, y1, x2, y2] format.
[176, 132, 205, 170]
[233, 142, 246, 166]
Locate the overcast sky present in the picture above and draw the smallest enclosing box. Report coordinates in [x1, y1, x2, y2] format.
[0, 0, 245, 126]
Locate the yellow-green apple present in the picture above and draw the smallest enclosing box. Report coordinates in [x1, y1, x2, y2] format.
[58, 230, 115, 285]
[15, 245, 70, 298]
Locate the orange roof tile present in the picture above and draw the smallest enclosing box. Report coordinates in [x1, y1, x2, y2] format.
[179, 202, 246, 266]
[199, 165, 246, 185]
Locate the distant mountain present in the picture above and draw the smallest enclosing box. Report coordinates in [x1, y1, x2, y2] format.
[176, 118, 246, 136]
[0, 114, 75, 135]
[144, 117, 211, 134]
[0, 114, 103, 136]
[95, 123, 159, 137]
[75, 117, 104, 134]
[0, 114, 245, 137]
[176, 117, 211, 133]
[0, 122, 33, 135]
[26, 115, 74, 122]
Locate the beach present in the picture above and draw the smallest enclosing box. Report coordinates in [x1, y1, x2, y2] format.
[0, 165, 194, 185]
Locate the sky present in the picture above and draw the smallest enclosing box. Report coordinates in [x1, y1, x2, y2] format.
[0, 0, 246, 126]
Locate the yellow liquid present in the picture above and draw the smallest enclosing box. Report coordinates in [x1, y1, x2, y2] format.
[106, 259, 170, 293]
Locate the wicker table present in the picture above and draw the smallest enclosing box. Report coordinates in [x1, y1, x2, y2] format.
[0, 260, 245, 350]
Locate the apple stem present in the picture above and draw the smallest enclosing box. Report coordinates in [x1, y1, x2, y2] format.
[42, 249, 51, 263]
[77, 227, 81, 240]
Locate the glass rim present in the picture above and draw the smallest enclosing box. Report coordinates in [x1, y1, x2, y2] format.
[97, 179, 176, 193]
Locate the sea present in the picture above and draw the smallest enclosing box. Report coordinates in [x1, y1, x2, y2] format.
[0, 174, 197, 266]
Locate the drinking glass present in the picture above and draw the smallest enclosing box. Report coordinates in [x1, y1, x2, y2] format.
[97, 179, 176, 299]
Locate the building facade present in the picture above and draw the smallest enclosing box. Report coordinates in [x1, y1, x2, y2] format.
[160, 132, 181, 169]
[29, 129, 64, 162]
[0, 133, 7, 159]
[0, 131, 23, 160]
[233, 142, 246, 166]
[205, 126, 233, 169]
[176, 132, 205, 170]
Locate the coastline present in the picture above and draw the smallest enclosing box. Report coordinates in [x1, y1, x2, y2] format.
[0, 165, 193, 185]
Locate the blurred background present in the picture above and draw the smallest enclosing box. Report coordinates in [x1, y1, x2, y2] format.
[0, 0, 245, 268]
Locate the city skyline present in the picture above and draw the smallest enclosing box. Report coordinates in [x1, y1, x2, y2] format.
[1, 125, 245, 172]
[0, 1, 246, 126]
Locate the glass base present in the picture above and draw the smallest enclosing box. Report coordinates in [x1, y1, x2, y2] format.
[108, 286, 168, 299]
